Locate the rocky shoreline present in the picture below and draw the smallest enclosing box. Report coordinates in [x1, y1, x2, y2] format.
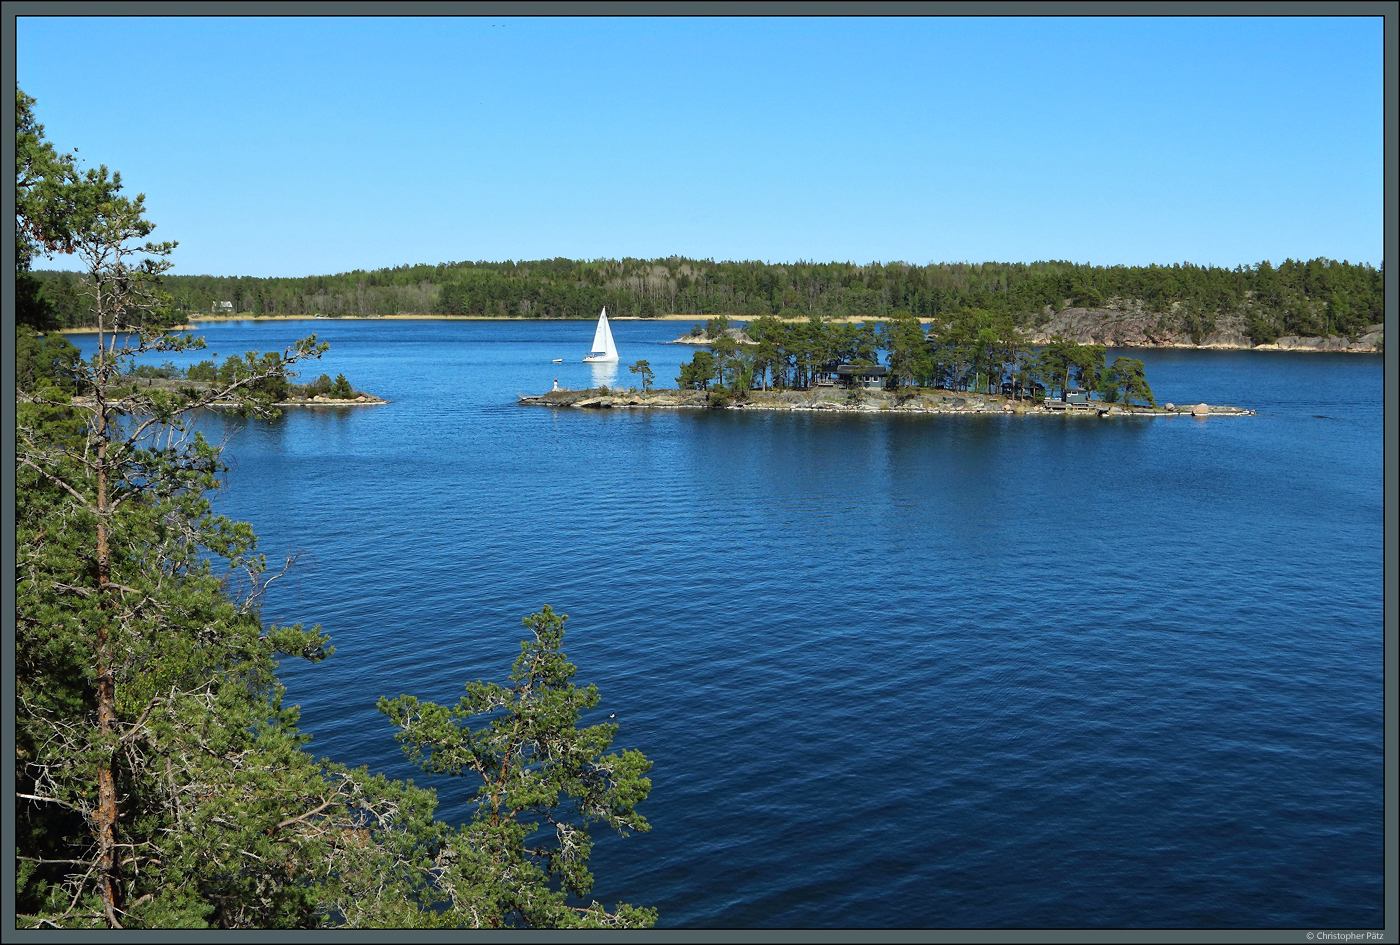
[517, 387, 1253, 417]
[278, 395, 386, 406]
[129, 377, 388, 406]
[66, 393, 388, 409]
[1021, 308, 1382, 353]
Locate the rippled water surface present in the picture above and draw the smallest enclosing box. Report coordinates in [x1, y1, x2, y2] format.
[88, 319, 1384, 928]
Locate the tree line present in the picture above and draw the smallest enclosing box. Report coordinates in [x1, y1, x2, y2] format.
[672, 312, 1154, 407]
[27, 253, 1384, 344]
[16, 87, 656, 929]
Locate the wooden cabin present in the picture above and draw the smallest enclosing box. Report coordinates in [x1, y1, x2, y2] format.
[813, 363, 893, 390]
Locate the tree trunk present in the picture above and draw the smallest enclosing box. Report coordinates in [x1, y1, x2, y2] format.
[92, 314, 123, 928]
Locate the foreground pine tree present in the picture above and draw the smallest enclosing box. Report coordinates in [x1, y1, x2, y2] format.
[15, 88, 655, 928]
[379, 607, 656, 929]
[14, 87, 444, 929]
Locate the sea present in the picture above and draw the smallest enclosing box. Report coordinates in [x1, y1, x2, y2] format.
[73, 317, 1386, 930]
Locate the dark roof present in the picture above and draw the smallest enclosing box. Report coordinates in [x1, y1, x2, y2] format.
[835, 364, 888, 376]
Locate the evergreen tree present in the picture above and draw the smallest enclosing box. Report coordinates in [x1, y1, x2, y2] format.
[678, 350, 717, 390]
[1107, 356, 1155, 407]
[14, 87, 443, 930]
[15, 87, 77, 330]
[628, 359, 654, 392]
[882, 309, 929, 388]
[378, 607, 656, 928]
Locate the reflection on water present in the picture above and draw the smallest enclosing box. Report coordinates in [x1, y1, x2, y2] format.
[588, 360, 620, 389]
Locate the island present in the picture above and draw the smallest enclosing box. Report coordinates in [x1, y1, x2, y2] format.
[523, 327, 1253, 417]
[113, 365, 386, 406]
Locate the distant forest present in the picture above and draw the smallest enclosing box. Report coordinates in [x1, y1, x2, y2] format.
[30, 255, 1384, 343]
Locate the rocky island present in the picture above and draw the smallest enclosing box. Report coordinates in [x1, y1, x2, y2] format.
[78, 374, 388, 408]
[549, 318, 1254, 417]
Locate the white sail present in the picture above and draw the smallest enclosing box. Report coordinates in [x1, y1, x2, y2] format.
[583, 307, 619, 362]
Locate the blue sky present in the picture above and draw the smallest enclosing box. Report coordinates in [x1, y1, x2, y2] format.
[15, 14, 1385, 278]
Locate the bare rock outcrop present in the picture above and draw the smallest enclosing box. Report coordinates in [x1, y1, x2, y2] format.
[1260, 326, 1384, 353]
[1020, 302, 1251, 348]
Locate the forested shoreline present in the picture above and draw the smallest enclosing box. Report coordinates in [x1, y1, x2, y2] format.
[28, 254, 1384, 346]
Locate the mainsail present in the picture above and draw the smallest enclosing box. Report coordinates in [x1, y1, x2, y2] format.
[583, 307, 619, 362]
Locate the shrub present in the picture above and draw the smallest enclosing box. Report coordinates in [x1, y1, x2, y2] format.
[130, 361, 181, 379]
[1245, 311, 1280, 346]
[185, 359, 218, 382]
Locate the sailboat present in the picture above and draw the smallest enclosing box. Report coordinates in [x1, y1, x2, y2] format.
[582, 307, 619, 363]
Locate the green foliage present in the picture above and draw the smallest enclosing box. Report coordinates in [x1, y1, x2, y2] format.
[704, 314, 732, 339]
[720, 351, 755, 397]
[707, 386, 734, 408]
[15, 360, 445, 928]
[709, 333, 738, 361]
[16, 87, 81, 330]
[378, 607, 656, 929]
[185, 359, 218, 382]
[1245, 309, 1281, 345]
[628, 359, 654, 392]
[1180, 303, 1216, 345]
[129, 360, 182, 379]
[1069, 284, 1104, 308]
[677, 349, 717, 390]
[882, 309, 929, 388]
[15, 88, 445, 930]
[926, 308, 1026, 393]
[330, 372, 355, 399]
[1107, 356, 1155, 407]
[23, 249, 1386, 338]
[1073, 343, 1107, 393]
[1030, 339, 1105, 400]
[14, 325, 84, 393]
[212, 350, 299, 407]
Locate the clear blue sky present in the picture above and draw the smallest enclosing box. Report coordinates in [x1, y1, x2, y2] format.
[16, 13, 1386, 278]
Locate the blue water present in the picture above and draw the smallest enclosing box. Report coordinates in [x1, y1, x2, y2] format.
[77, 319, 1385, 929]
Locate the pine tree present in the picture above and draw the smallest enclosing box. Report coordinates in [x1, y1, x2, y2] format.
[379, 607, 656, 928]
[14, 88, 443, 930]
